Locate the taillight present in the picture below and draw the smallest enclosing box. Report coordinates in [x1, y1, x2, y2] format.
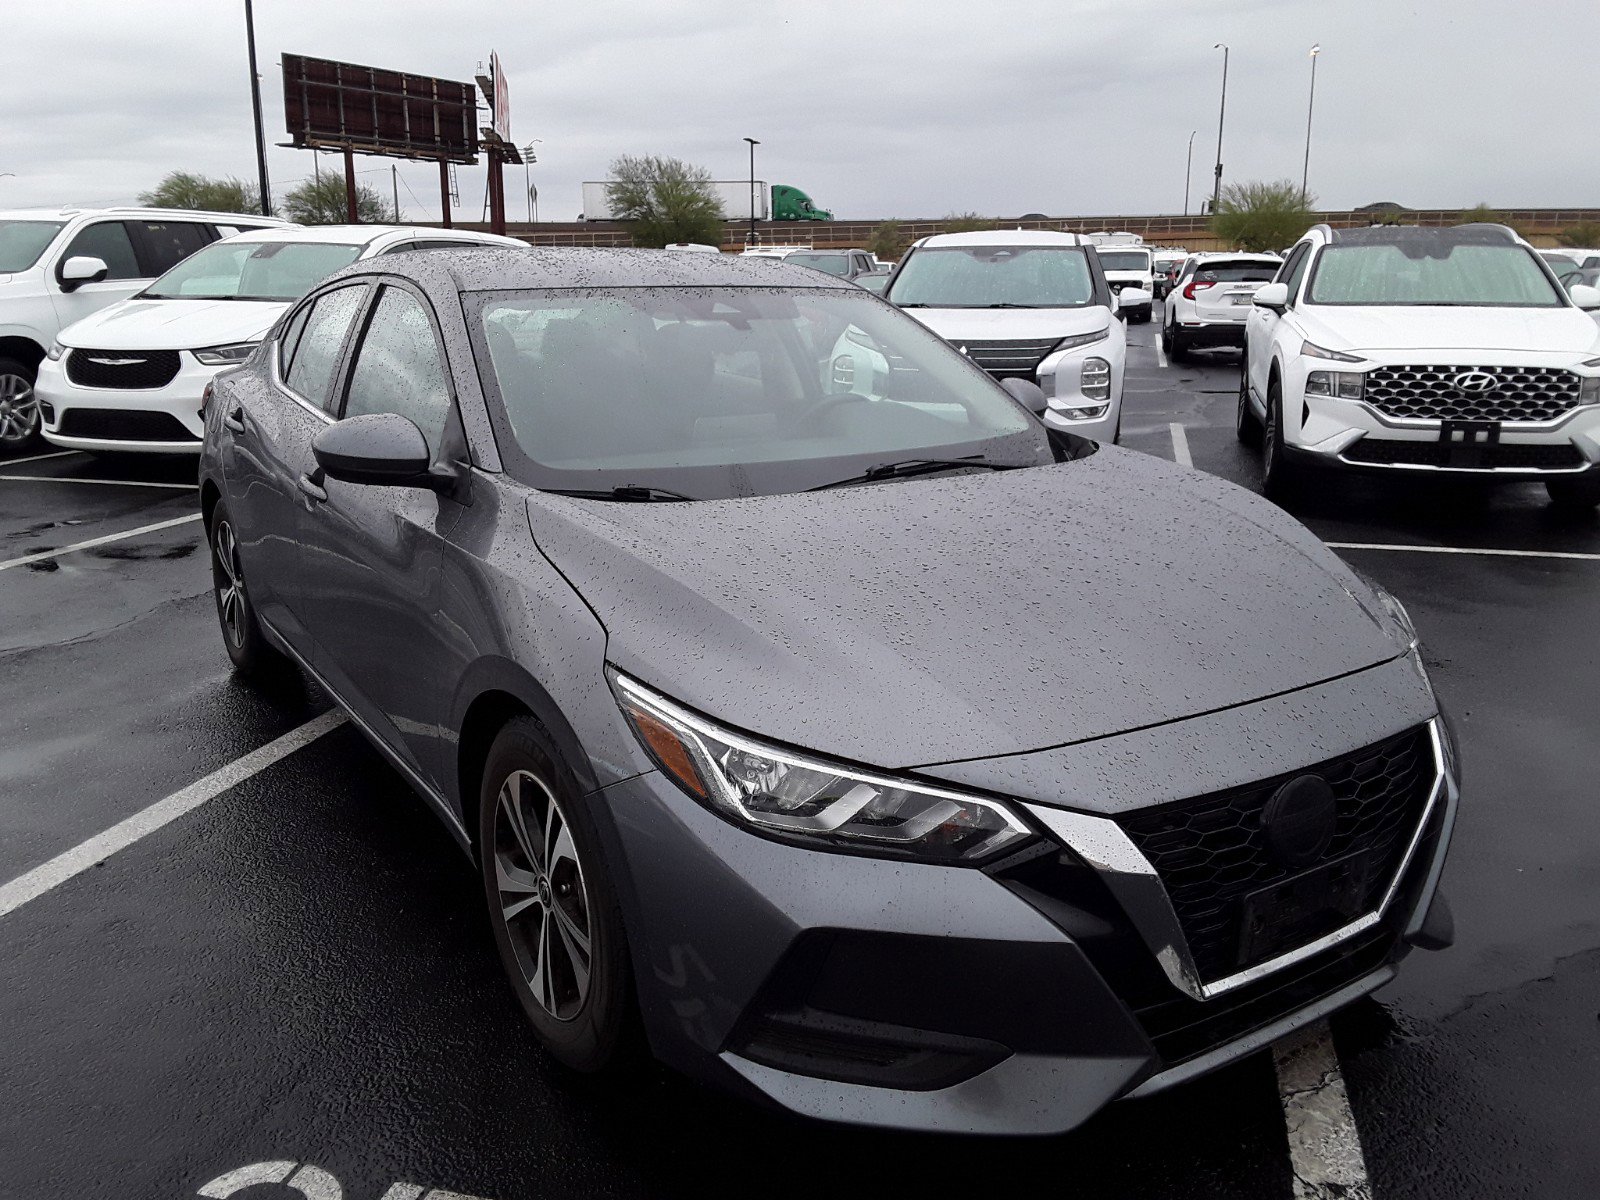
[199, 381, 214, 420]
[1182, 280, 1218, 301]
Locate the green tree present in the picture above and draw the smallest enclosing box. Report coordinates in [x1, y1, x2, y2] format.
[282, 173, 390, 225]
[1210, 180, 1317, 252]
[605, 155, 723, 248]
[138, 170, 260, 214]
[1558, 221, 1600, 247]
[940, 212, 996, 234]
[869, 220, 908, 262]
[1453, 203, 1504, 225]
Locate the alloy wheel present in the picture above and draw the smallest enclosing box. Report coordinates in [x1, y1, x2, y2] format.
[493, 768, 593, 1021]
[213, 520, 246, 647]
[0, 372, 40, 446]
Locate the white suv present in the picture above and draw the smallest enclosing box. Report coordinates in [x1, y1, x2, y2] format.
[1240, 223, 1600, 509]
[36, 224, 526, 455]
[1161, 252, 1282, 360]
[1096, 246, 1155, 322]
[884, 230, 1128, 443]
[0, 207, 290, 450]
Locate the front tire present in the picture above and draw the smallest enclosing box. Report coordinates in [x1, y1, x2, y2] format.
[1236, 364, 1262, 446]
[0, 357, 42, 453]
[1133, 305, 1153, 324]
[1261, 383, 1304, 503]
[479, 717, 639, 1073]
[209, 503, 289, 676]
[1545, 474, 1600, 511]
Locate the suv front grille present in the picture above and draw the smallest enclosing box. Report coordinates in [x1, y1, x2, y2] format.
[951, 337, 1060, 380]
[1364, 365, 1582, 422]
[66, 349, 181, 391]
[56, 409, 198, 443]
[1115, 727, 1433, 983]
[1343, 439, 1586, 470]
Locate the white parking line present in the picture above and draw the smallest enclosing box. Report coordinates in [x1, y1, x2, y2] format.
[1169, 422, 1193, 467]
[1155, 335, 1169, 370]
[0, 710, 345, 920]
[1274, 1021, 1371, 1199]
[0, 512, 202, 572]
[1, 449, 79, 467]
[0, 474, 194, 490]
[1327, 541, 1600, 562]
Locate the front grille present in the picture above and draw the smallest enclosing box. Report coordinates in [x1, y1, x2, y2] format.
[1342, 438, 1586, 470]
[1115, 728, 1433, 983]
[66, 349, 181, 391]
[952, 337, 1060, 380]
[1364, 364, 1582, 422]
[56, 409, 198, 442]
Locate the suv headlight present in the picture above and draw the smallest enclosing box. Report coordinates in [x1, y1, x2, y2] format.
[612, 673, 1035, 864]
[1301, 339, 1364, 364]
[192, 341, 260, 366]
[1305, 370, 1364, 400]
[46, 339, 66, 362]
[1053, 327, 1110, 353]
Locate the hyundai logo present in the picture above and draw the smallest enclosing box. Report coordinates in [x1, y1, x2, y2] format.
[1451, 370, 1499, 395]
[1259, 775, 1337, 870]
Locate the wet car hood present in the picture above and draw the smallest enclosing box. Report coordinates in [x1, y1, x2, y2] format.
[58, 297, 288, 350]
[527, 446, 1409, 770]
[1296, 303, 1600, 356]
[902, 305, 1111, 344]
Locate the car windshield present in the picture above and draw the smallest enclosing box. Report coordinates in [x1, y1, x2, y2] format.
[1098, 251, 1151, 271]
[0, 220, 65, 272]
[1194, 260, 1280, 283]
[888, 245, 1096, 308]
[141, 239, 365, 301]
[473, 286, 1052, 499]
[785, 253, 852, 277]
[1307, 243, 1563, 307]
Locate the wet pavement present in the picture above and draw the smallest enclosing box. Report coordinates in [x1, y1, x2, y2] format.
[2, 309, 1597, 1198]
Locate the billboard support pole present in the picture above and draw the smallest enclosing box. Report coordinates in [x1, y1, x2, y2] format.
[243, 0, 272, 216]
[344, 145, 358, 222]
[439, 159, 452, 228]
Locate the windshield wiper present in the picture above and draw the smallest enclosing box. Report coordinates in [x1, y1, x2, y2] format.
[547, 485, 699, 502]
[808, 457, 1021, 491]
[986, 302, 1038, 308]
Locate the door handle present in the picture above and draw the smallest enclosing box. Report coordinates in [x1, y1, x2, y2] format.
[297, 470, 327, 504]
[223, 405, 247, 433]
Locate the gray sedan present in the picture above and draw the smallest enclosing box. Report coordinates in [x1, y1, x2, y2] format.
[198, 247, 1458, 1135]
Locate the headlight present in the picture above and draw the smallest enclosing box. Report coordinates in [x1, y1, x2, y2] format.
[1053, 327, 1110, 353]
[1371, 584, 1418, 651]
[46, 339, 66, 362]
[611, 673, 1035, 864]
[1301, 339, 1364, 364]
[1080, 356, 1111, 402]
[192, 341, 260, 366]
[1581, 374, 1600, 405]
[1305, 370, 1364, 400]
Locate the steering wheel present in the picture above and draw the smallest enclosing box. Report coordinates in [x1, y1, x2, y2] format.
[783, 391, 873, 433]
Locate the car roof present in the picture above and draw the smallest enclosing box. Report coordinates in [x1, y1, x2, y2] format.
[0, 206, 293, 224]
[1192, 251, 1282, 261]
[1318, 223, 1524, 248]
[918, 229, 1090, 248]
[328, 245, 854, 291]
[217, 225, 522, 248]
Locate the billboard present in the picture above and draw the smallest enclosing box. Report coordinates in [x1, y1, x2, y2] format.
[282, 53, 479, 163]
[491, 51, 510, 142]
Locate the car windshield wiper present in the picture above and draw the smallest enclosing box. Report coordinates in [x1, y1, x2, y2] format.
[808, 457, 1021, 491]
[986, 302, 1038, 308]
[546, 485, 699, 502]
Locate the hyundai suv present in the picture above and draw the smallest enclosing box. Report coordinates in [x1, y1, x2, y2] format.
[0, 207, 289, 450]
[1240, 224, 1600, 508]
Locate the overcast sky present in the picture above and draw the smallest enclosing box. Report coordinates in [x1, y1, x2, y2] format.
[6, 0, 1596, 224]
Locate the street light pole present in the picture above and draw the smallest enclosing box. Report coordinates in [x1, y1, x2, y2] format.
[243, 0, 272, 216]
[522, 141, 541, 222]
[1302, 44, 1321, 201]
[1211, 43, 1229, 214]
[743, 137, 760, 247]
[1184, 130, 1196, 216]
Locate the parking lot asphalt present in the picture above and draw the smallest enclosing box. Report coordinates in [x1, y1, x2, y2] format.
[2, 304, 1597, 1199]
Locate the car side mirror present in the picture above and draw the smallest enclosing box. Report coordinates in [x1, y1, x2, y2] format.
[59, 256, 109, 292]
[1567, 283, 1600, 311]
[1000, 377, 1049, 416]
[312, 413, 433, 488]
[1253, 282, 1290, 313]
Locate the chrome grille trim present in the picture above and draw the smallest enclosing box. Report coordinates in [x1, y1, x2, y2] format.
[1364, 364, 1583, 423]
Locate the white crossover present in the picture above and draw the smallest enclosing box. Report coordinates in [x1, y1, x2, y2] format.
[885, 230, 1128, 444]
[1240, 222, 1600, 509]
[37, 224, 527, 454]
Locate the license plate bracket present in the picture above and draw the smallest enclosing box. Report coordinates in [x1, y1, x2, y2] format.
[1237, 851, 1379, 967]
[1437, 418, 1503, 467]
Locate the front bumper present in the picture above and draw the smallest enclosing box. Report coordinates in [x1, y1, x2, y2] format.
[1034, 342, 1125, 442]
[1278, 356, 1600, 477]
[597, 680, 1456, 1134]
[36, 353, 214, 454]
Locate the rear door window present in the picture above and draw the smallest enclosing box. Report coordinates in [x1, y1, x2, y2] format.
[60, 221, 141, 280]
[285, 284, 368, 411]
[134, 220, 212, 276]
